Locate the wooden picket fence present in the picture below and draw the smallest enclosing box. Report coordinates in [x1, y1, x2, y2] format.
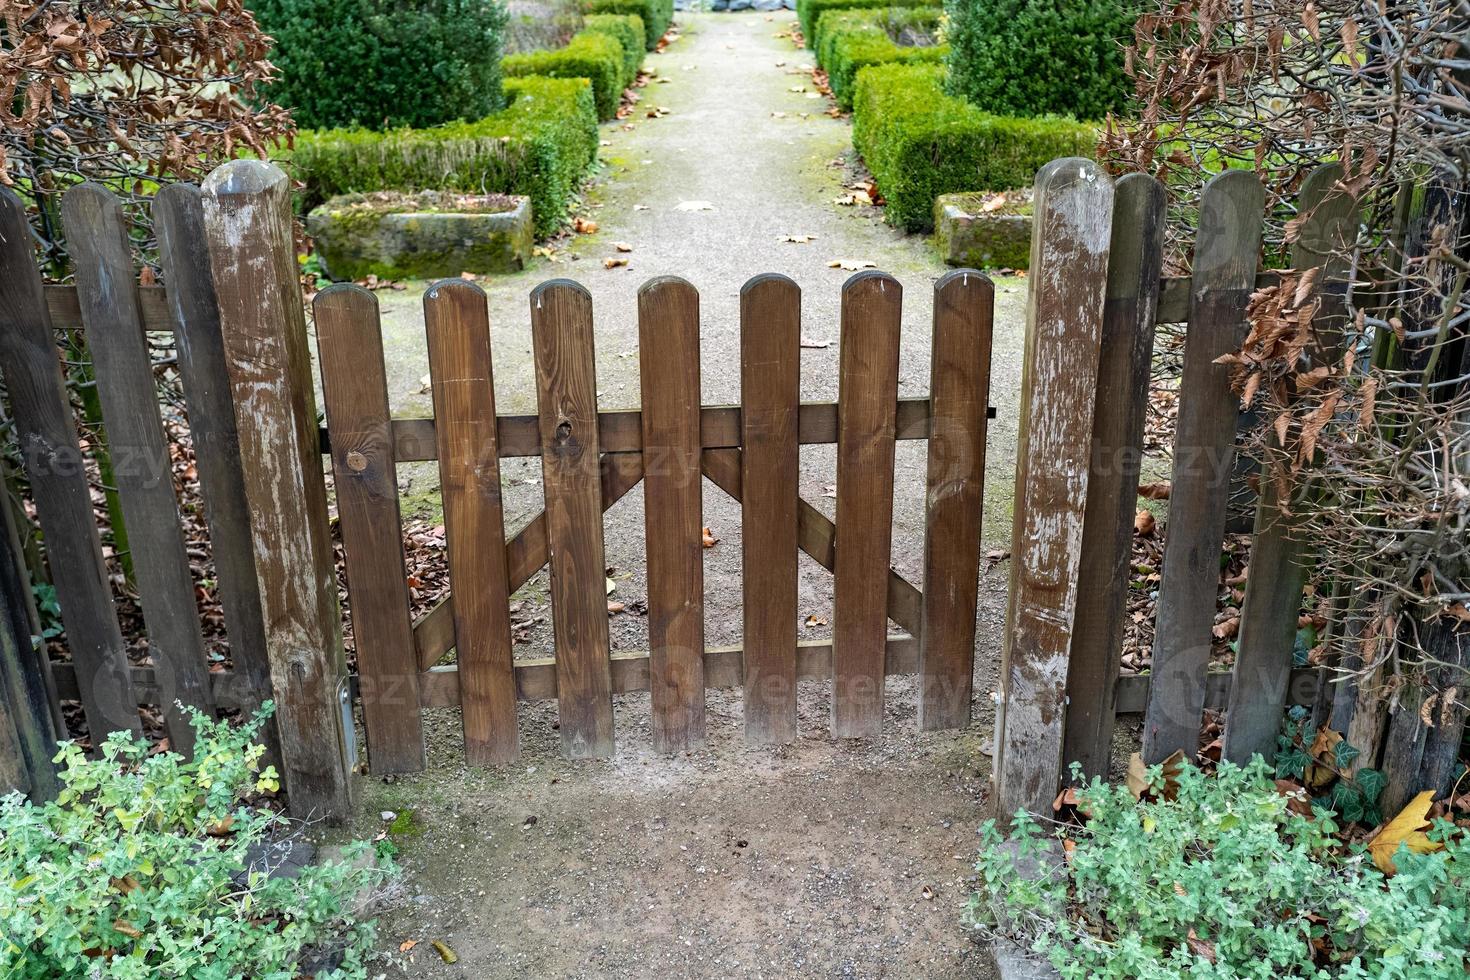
[0, 155, 1359, 823]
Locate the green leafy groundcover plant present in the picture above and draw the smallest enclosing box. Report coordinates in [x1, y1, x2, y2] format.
[249, 0, 510, 130]
[583, 13, 647, 88]
[1, 705, 394, 979]
[852, 63, 1095, 231]
[795, 0, 940, 47]
[969, 759, 1470, 980]
[503, 30, 627, 121]
[583, 0, 672, 49]
[813, 7, 947, 110]
[291, 76, 599, 238]
[943, 0, 1133, 120]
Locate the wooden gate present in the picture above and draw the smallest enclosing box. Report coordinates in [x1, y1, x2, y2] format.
[318, 270, 995, 769]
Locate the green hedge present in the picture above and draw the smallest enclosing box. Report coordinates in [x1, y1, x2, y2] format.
[584, 0, 672, 48]
[796, 0, 940, 47]
[852, 63, 1096, 232]
[944, 0, 1133, 120]
[814, 8, 947, 110]
[503, 30, 626, 121]
[290, 76, 599, 238]
[249, 0, 509, 130]
[584, 13, 646, 86]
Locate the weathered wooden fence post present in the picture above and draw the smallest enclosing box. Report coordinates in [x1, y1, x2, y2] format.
[201, 160, 356, 822]
[1062, 173, 1166, 780]
[0, 490, 59, 800]
[993, 159, 1114, 819]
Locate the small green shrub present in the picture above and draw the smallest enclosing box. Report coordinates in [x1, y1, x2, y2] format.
[291, 76, 599, 237]
[583, 13, 647, 89]
[250, 0, 511, 130]
[970, 760, 1470, 980]
[503, 30, 626, 121]
[944, 0, 1133, 120]
[583, 0, 671, 48]
[0, 705, 394, 979]
[795, 0, 940, 48]
[814, 7, 947, 110]
[852, 63, 1095, 231]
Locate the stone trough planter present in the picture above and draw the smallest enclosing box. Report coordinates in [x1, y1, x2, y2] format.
[979, 841, 1064, 980]
[934, 190, 1034, 271]
[306, 191, 533, 282]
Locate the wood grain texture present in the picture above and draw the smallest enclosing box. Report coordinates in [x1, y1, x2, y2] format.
[993, 158, 1114, 820]
[201, 160, 355, 821]
[315, 285, 424, 774]
[1062, 173, 1166, 779]
[424, 279, 520, 765]
[412, 453, 644, 670]
[919, 270, 993, 730]
[347, 398, 954, 463]
[832, 271, 902, 738]
[0, 479, 59, 798]
[0, 189, 139, 745]
[62, 183, 215, 754]
[638, 277, 706, 752]
[1142, 169, 1266, 764]
[739, 274, 801, 744]
[531, 280, 614, 758]
[153, 183, 277, 762]
[1223, 164, 1357, 764]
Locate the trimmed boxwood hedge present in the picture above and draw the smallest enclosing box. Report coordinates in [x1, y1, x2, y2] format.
[796, 0, 940, 47]
[503, 30, 626, 121]
[814, 7, 947, 110]
[584, 0, 672, 49]
[852, 63, 1096, 232]
[290, 76, 599, 238]
[584, 13, 646, 87]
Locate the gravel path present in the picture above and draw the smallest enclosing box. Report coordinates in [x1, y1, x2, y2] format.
[347, 11, 1027, 978]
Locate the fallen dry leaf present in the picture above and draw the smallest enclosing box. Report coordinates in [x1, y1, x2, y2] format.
[702, 526, 719, 548]
[613, 241, 634, 252]
[1368, 790, 1445, 874]
[778, 234, 816, 243]
[827, 258, 876, 271]
[1138, 481, 1171, 500]
[604, 257, 629, 269]
[572, 216, 598, 234]
[1126, 749, 1186, 801]
[399, 939, 419, 953]
[675, 200, 715, 212]
[1134, 509, 1157, 536]
[431, 940, 458, 964]
[804, 614, 827, 628]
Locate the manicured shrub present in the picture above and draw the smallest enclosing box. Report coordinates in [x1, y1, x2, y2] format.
[583, 0, 672, 48]
[814, 7, 947, 110]
[0, 706, 395, 979]
[503, 30, 626, 121]
[291, 76, 599, 237]
[852, 63, 1096, 232]
[583, 13, 647, 88]
[795, 0, 940, 48]
[250, 0, 510, 130]
[944, 0, 1133, 120]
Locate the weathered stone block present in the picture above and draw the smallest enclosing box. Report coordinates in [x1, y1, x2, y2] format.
[307, 191, 533, 282]
[934, 190, 1033, 271]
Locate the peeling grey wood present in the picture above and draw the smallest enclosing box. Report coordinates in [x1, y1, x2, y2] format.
[63, 183, 216, 755]
[1223, 164, 1357, 764]
[1142, 170, 1266, 763]
[993, 158, 1114, 820]
[1062, 173, 1165, 780]
[201, 160, 356, 823]
[0, 477, 59, 799]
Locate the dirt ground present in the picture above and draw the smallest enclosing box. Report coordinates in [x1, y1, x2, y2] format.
[325, 11, 1044, 978]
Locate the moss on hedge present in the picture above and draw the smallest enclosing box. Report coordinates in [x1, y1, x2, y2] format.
[290, 76, 599, 238]
[584, 0, 672, 49]
[795, 0, 940, 48]
[852, 63, 1096, 232]
[503, 31, 626, 121]
[584, 13, 646, 87]
[814, 7, 947, 110]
